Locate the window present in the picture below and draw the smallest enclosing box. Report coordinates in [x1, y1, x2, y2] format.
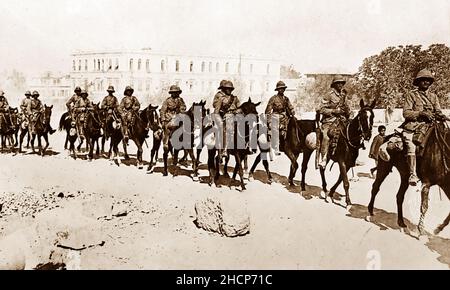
[175, 60, 180, 72]
[78, 60, 81, 71]
[93, 59, 96, 71]
[209, 62, 212, 72]
[138, 59, 142, 71]
[129, 59, 134, 71]
[266, 64, 270, 74]
[161, 60, 165, 72]
[225, 62, 229, 73]
[98, 60, 101, 71]
[201, 62, 205, 72]
[115, 59, 119, 70]
[73, 60, 76, 71]
[216, 62, 219, 73]
[250, 64, 253, 74]
[85, 59, 88, 71]
[190, 61, 194, 72]
[108, 59, 112, 71]
[102, 59, 105, 71]
[146, 59, 150, 72]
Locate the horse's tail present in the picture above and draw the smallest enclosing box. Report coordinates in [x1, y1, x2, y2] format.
[59, 112, 68, 131]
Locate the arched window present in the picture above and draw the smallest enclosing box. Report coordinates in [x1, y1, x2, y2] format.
[190, 61, 194, 72]
[138, 59, 142, 70]
[146, 59, 150, 72]
[201, 62, 205, 72]
[161, 60, 165, 72]
[209, 62, 212, 72]
[78, 60, 81, 71]
[216, 62, 219, 73]
[175, 60, 180, 72]
[129, 59, 134, 71]
[98, 60, 101, 71]
[102, 59, 105, 71]
[93, 59, 96, 70]
[225, 62, 229, 73]
[84, 60, 88, 71]
[115, 59, 119, 70]
[108, 59, 112, 71]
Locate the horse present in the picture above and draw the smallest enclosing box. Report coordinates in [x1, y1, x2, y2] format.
[249, 116, 317, 188]
[141, 104, 163, 172]
[0, 108, 17, 151]
[207, 98, 261, 190]
[121, 109, 149, 169]
[83, 103, 103, 161]
[29, 104, 54, 156]
[18, 112, 31, 152]
[8, 107, 20, 148]
[319, 99, 375, 209]
[59, 111, 78, 159]
[368, 121, 450, 237]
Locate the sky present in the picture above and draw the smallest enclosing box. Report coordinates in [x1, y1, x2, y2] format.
[1, 0, 449, 76]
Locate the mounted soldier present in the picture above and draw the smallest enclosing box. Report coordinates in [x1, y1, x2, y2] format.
[73, 90, 93, 139]
[20, 91, 32, 129]
[101, 85, 119, 140]
[118, 86, 140, 143]
[160, 85, 187, 153]
[0, 90, 12, 132]
[27, 91, 56, 135]
[213, 80, 240, 159]
[265, 81, 295, 155]
[317, 75, 351, 169]
[400, 69, 448, 186]
[66, 86, 82, 121]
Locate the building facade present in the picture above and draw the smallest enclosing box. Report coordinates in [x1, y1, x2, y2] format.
[69, 49, 282, 106]
[28, 71, 72, 110]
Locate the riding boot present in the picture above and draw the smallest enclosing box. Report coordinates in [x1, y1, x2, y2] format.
[48, 124, 56, 135]
[407, 155, 419, 186]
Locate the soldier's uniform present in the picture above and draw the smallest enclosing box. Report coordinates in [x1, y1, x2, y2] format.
[0, 91, 11, 131]
[66, 87, 82, 121]
[74, 90, 93, 138]
[118, 86, 140, 140]
[213, 80, 240, 157]
[101, 86, 119, 139]
[27, 91, 44, 134]
[212, 80, 228, 110]
[19, 91, 32, 128]
[265, 81, 295, 139]
[160, 85, 187, 151]
[401, 69, 446, 186]
[317, 76, 350, 168]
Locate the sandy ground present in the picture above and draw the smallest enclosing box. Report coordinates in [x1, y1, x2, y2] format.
[0, 117, 449, 270]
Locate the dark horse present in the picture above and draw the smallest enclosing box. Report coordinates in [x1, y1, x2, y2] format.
[18, 112, 31, 152]
[0, 107, 18, 151]
[141, 104, 163, 172]
[207, 98, 261, 190]
[59, 111, 78, 159]
[120, 110, 149, 169]
[30, 104, 54, 156]
[83, 103, 103, 161]
[249, 116, 317, 189]
[319, 99, 375, 209]
[368, 121, 450, 236]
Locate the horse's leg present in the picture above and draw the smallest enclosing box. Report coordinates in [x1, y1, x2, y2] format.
[286, 151, 299, 187]
[319, 165, 328, 195]
[368, 161, 393, 216]
[163, 149, 169, 176]
[187, 149, 198, 177]
[395, 175, 410, 229]
[18, 130, 26, 153]
[26, 131, 30, 148]
[122, 140, 130, 160]
[173, 149, 179, 166]
[42, 134, 49, 156]
[244, 155, 248, 173]
[417, 182, 431, 236]
[223, 154, 230, 178]
[235, 154, 246, 190]
[249, 153, 261, 179]
[137, 142, 143, 169]
[64, 133, 68, 150]
[96, 138, 100, 156]
[196, 148, 202, 166]
[300, 150, 313, 192]
[37, 135, 43, 156]
[337, 161, 351, 208]
[77, 137, 84, 151]
[30, 133, 36, 153]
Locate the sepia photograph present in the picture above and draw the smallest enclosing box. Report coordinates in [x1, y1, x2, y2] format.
[0, 0, 449, 274]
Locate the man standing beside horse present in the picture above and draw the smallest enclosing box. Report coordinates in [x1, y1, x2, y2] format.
[118, 86, 140, 144]
[317, 76, 351, 169]
[401, 69, 448, 186]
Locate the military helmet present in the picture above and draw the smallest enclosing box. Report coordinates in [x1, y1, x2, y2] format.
[25, 90, 32, 96]
[413, 69, 435, 86]
[124, 86, 134, 94]
[275, 81, 287, 91]
[168, 85, 182, 94]
[80, 90, 88, 96]
[218, 80, 228, 90]
[32, 90, 40, 97]
[223, 80, 235, 90]
[74, 86, 82, 92]
[331, 75, 346, 87]
[107, 85, 115, 93]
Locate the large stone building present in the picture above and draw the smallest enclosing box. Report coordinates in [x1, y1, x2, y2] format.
[28, 71, 72, 110]
[69, 48, 282, 106]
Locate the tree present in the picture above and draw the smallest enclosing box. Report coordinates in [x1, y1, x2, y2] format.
[281, 65, 301, 79]
[355, 44, 450, 108]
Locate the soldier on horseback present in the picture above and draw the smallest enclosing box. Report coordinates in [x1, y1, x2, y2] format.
[0, 90, 13, 133]
[265, 81, 295, 155]
[101, 85, 119, 140]
[66, 86, 82, 122]
[118, 86, 140, 143]
[73, 90, 93, 139]
[317, 75, 351, 169]
[160, 85, 187, 153]
[27, 91, 56, 135]
[213, 80, 240, 159]
[20, 91, 32, 130]
[401, 69, 448, 186]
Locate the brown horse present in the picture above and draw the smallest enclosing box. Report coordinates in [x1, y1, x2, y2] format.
[121, 110, 149, 169]
[30, 104, 54, 156]
[84, 103, 103, 161]
[319, 99, 375, 209]
[142, 104, 163, 172]
[368, 121, 450, 236]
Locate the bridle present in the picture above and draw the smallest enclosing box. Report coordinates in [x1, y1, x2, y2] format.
[341, 108, 372, 149]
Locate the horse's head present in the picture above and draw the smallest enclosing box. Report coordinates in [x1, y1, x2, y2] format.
[237, 97, 261, 116]
[43, 104, 53, 124]
[357, 99, 375, 141]
[144, 104, 161, 131]
[9, 107, 19, 126]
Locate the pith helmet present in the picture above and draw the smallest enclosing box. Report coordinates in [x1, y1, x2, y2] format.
[74, 86, 82, 92]
[331, 75, 346, 87]
[413, 69, 435, 86]
[80, 90, 88, 96]
[223, 80, 235, 90]
[275, 81, 287, 91]
[124, 86, 134, 94]
[169, 85, 182, 94]
[32, 90, 40, 97]
[218, 80, 228, 90]
[107, 85, 115, 93]
[25, 91, 32, 96]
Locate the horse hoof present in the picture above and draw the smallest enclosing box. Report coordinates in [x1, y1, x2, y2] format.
[365, 216, 372, 222]
[319, 190, 326, 199]
[163, 172, 168, 177]
[346, 204, 352, 211]
[267, 179, 272, 185]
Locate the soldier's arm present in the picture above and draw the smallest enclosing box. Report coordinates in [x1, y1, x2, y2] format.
[213, 98, 222, 115]
[403, 92, 420, 121]
[318, 95, 335, 116]
[26, 101, 32, 116]
[265, 97, 273, 114]
[160, 100, 168, 122]
[100, 98, 108, 109]
[180, 98, 187, 113]
[66, 96, 74, 109]
[133, 97, 141, 111]
[286, 98, 295, 116]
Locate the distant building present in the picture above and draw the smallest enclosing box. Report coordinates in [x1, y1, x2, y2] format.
[29, 71, 71, 109]
[69, 48, 282, 105]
